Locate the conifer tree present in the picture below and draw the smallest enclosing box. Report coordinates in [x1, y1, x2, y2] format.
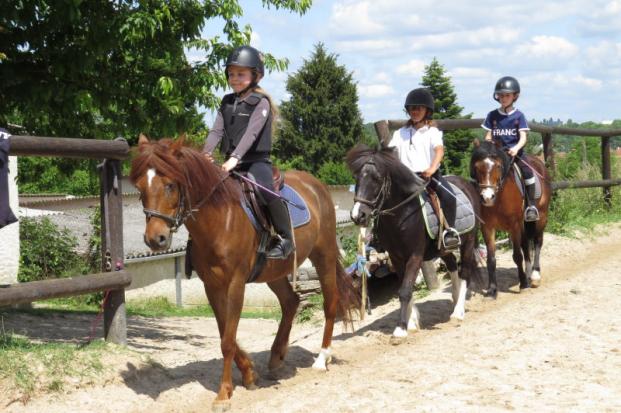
[274, 43, 363, 174]
[421, 58, 475, 174]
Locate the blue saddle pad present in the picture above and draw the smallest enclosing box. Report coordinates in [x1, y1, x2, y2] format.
[241, 184, 310, 231]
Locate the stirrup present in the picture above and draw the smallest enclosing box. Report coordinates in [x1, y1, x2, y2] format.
[442, 228, 461, 250]
[266, 236, 295, 260]
[524, 206, 540, 222]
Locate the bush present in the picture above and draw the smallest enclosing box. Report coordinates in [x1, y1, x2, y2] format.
[18, 217, 84, 282]
[317, 161, 354, 185]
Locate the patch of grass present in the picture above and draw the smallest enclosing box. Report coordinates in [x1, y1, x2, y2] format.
[0, 319, 110, 403]
[31, 296, 281, 320]
[296, 293, 324, 323]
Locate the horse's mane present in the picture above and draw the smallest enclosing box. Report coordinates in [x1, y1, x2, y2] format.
[470, 140, 511, 178]
[129, 138, 241, 208]
[346, 143, 425, 192]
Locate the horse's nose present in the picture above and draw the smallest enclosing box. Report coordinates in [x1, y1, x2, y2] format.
[480, 188, 496, 206]
[350, 202, 367, 225]
[143, 231, 171, 251]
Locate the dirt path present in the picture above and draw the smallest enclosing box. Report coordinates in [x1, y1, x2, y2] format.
[3, 225, 621, 412]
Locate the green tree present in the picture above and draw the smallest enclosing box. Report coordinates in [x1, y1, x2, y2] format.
[1, 0, 310, 192]
[274, 43, 364, 174]
[420, 58, 476, 174]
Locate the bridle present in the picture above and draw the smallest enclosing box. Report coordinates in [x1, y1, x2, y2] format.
[354, 161, 422, 217]
[142, 172, 229, 232]
[474, 154, 513, 196]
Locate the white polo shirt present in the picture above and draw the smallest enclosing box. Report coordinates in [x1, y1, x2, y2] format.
[388, 124, 443, 173]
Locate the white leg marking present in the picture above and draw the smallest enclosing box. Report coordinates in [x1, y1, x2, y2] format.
[450, 279, 467, 321]
[147, 168, 156, 188]
[392, 326, 408, 338]
[312, 347, 332, 370]
[407, 300, 420, 331]
[351, 202, 361, 220]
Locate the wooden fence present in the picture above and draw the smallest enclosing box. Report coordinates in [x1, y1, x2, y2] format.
[374, 118, 621, 203]
[1, 136, 130, 344]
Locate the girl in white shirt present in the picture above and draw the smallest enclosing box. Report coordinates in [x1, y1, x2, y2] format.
[388, 88, 459, 249]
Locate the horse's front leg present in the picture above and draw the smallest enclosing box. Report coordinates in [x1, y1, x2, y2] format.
[213, 275, 247, 411]
[392, 254, 423, 341]
[482, 225, 498, 299]
[530, 230, 545, 288]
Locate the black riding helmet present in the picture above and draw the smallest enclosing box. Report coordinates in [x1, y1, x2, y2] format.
[404, 88, 435, 119]
[494, 76, 520, 102]
[225, 45, 265, 82]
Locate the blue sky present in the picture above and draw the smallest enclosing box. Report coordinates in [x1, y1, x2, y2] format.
[200, 0, 621, 125]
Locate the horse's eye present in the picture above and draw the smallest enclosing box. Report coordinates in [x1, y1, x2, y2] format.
[164, 183, 176, 196]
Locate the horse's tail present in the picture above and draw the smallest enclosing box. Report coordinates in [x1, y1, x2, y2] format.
[335, 257, 362, 330]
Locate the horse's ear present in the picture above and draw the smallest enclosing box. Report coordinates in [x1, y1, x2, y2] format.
[138, 133, 150, 146]
[473, 138, 480, 148]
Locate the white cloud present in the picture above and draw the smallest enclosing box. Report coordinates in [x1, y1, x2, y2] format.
[330, 1, 385, 36]
[449, 67, 494, 79]
[334, 39, 400, 54]
[250, 31, 262, 48]
[358, 84, 395, 98]
[395, 59, 426, 75]
[516, 36, 578, 59]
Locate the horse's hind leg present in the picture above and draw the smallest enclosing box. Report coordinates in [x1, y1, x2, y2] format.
[266, 277, 300, 371]
[309, 250, 338, 370]
[530, 229, 545, 287]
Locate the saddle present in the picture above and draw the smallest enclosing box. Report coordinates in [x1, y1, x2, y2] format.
[424, 187, 450, 250]
[240, 166, 284, 232]
[184, 167, 285, 282]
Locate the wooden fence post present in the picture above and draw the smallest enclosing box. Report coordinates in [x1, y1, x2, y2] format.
[374, 120, 391, 147]
[601, 136, 612, 206]
[542, 132, 555, 178]
[100, 157, 127, 345]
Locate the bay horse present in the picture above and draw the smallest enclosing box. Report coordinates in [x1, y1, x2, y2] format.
[346, 144, 482, 340]
[470, 140, 551, 298]
[129, 135, 359, 411]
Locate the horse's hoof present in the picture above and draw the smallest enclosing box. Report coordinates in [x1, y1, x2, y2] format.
[450, 312, 465, 321]
[212, 400, 231, 413]
[244, 382, 258, 391]
[530, 271, 541, 288]
[520, 283, 531, 290]
[484, 289, 497, 300]
[268, 356, 284, 372]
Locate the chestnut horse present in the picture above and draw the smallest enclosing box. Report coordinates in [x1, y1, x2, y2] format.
[130, 135, 359, 410]
[346, 144, 482, 340]
[470, 140, 551, 298]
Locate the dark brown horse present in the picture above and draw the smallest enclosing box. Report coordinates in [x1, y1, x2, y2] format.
[130, 135, 359, 410]
[470, 140, 552, 298]
[346, 144, 482, 340]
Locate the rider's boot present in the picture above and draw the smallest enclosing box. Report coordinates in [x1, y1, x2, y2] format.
[266, 198, 295, 259]
[524, 183, 540, 222]
[442, 202, 461, 250]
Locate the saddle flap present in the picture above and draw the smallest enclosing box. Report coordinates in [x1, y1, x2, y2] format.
[240, 174, 271, 231]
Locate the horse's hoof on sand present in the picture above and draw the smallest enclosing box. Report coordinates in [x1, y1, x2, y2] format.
[450, 312, 465, 321]
[244, 382, 258, 391]
[268, 357, 284, 372]
[212, 400, 231, 413]
[311, 360, 328, 370]
[389, 335, 407, 345]
[484, 290, 497, 300]
[530, 271, 541, 288]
